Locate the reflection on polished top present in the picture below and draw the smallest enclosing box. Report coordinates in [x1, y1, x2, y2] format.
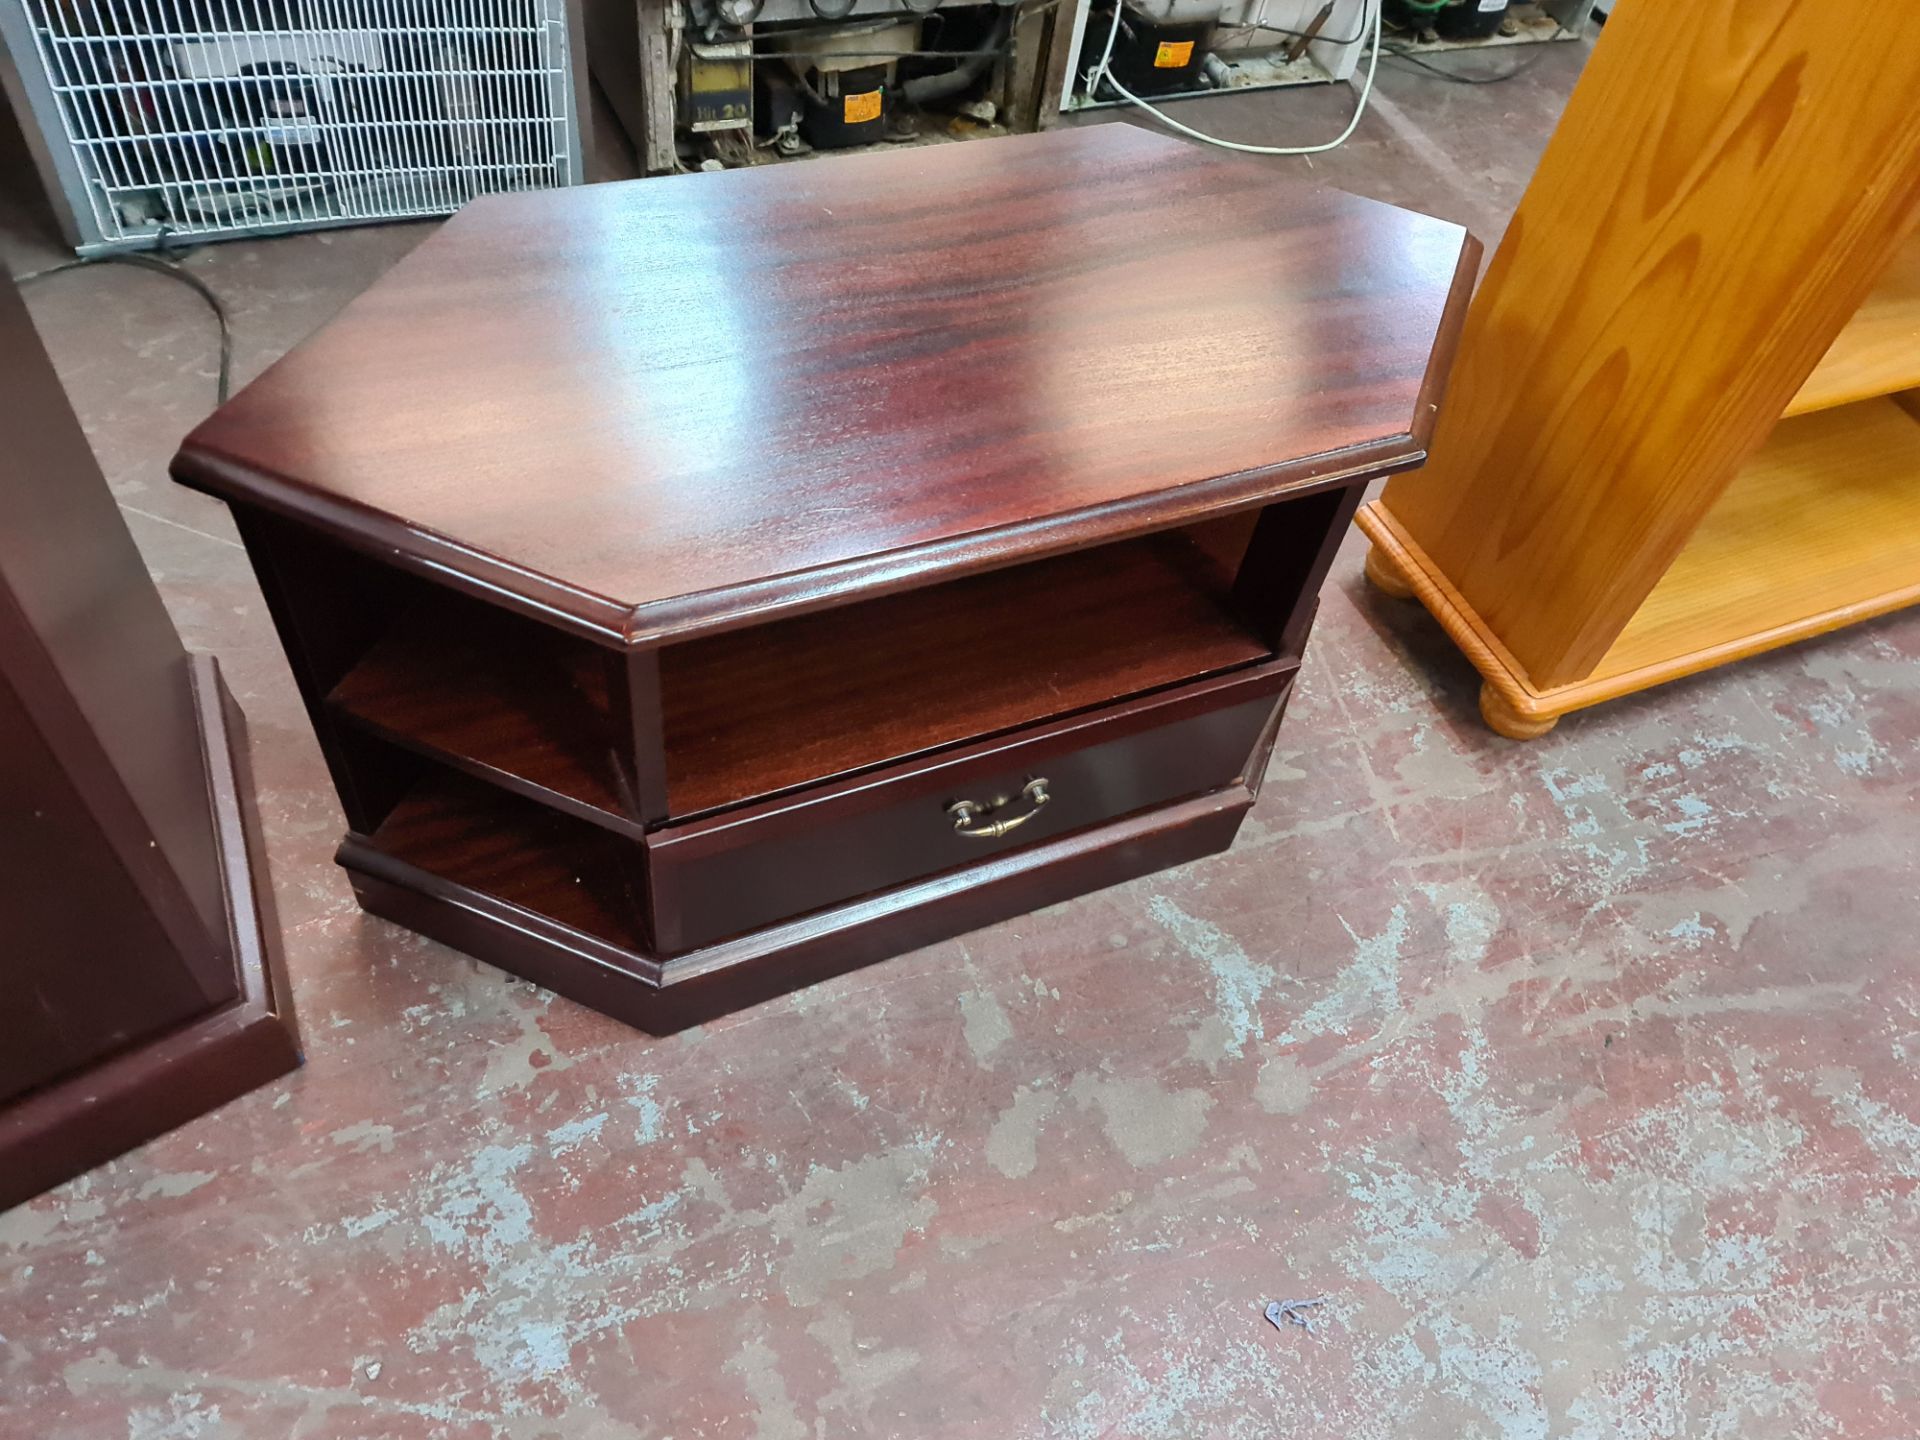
[173, 124, 1477, 644]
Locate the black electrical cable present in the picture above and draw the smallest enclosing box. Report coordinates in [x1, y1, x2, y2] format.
[1211, 16, 1371, 47]
[901, 7, 1013, 103]
[1378, 17, 1570, 85]
[745, 0, 1065, 61]
[748, 44, 1017, 59]
[13, 251, 233, 405]
[1381, 37, 1562, 83]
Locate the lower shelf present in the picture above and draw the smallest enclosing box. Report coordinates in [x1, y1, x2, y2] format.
[1358, 393, 1920, 732]
[369, 771, 649, 954]
[1593, 395, 1920, 682]
[344, 780, 1254, 1033]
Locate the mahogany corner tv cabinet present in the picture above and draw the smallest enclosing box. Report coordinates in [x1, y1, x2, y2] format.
[173, 125, 1477, 1033]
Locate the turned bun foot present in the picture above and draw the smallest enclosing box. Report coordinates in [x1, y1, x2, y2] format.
[1479, 682, 1558, 740]
[1364, 544, 1416, 600]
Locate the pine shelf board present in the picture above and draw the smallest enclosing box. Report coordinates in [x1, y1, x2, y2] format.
[1593, 396, 1920, 681]
[1786, 237, 1920, 418]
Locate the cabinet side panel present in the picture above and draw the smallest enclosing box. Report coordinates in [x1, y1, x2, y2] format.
[0, 282, 232, 995]
[231, 508, 421, 833]
[1232, 484, 1363, 655]
[0, 669, 228, 1106]
[621, 647, 671, 825]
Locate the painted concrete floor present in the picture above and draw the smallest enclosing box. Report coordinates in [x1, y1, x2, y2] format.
[7, 41, 1920, 1440]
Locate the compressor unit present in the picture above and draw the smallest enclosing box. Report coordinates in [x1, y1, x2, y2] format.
[1088, 0, 1223, 97]
[1384, 0, 1512, 40]
[764, 19, 913, 149]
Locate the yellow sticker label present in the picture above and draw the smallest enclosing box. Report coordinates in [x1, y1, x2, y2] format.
[1153, 39, 1194, 68]
[844, 90, 883, 124]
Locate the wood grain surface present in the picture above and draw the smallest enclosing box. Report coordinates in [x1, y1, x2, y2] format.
[0, 279, 295, 1169]
[178, 126, 1475, 1029]
[344, 785, 1253, 1034]
[649, 664, 1291, 952]
[658, 526, 1269, 816]
[328, 597, 634, 832]
[1359, 394, 1920, 724]
[173, 124, 1475, 643]
[1594, 397, 1920, 681]
[369, 768, 652, 952]
[1, 279, 236, 1024]
[0, 658, 301, 1210]
[1375, 0, 1920, 688]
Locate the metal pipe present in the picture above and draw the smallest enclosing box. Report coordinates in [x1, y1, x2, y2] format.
[897, 8, 1011, 104]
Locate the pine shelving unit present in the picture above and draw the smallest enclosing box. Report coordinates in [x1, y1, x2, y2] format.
[1357, 0, 1920, 738]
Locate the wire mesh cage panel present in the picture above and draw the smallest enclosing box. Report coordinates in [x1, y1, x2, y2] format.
[0, 0, 583, 250]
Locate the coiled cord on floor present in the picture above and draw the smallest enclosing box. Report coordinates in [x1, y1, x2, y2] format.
[1083, 0, 1382, 157]
[13, 250, 233, 405]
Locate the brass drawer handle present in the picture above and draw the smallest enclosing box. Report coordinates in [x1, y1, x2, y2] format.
[947, 779, 1051, 839]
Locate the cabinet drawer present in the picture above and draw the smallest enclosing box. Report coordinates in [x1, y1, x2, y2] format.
[646, 662, 1294, 953]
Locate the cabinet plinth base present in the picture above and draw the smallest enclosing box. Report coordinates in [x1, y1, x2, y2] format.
[0, 657, 302, 1210]
[341, 787, 1252, 1034]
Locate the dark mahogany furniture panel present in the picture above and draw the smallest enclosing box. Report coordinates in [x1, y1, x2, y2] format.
[0, 280, 299, 1212]
[648, 664, 1296, 953]
[174, 125, 1477, 1033]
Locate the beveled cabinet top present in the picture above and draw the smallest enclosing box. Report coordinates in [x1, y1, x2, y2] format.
[174, 125, 1477, 644]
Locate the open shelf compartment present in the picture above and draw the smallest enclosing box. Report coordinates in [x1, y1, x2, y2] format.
[368, 766, 651, 957]
[234, 510, 639, 839]
[654, 515, 1279, 819]
[1595, 393, 1920, 682]
[309, 485, 1344, 832]
[1787, 235, 1920, 418]
[327, 592, 634, 834]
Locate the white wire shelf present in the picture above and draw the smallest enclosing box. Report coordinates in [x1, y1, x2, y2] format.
[4, 0, 583, 249]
